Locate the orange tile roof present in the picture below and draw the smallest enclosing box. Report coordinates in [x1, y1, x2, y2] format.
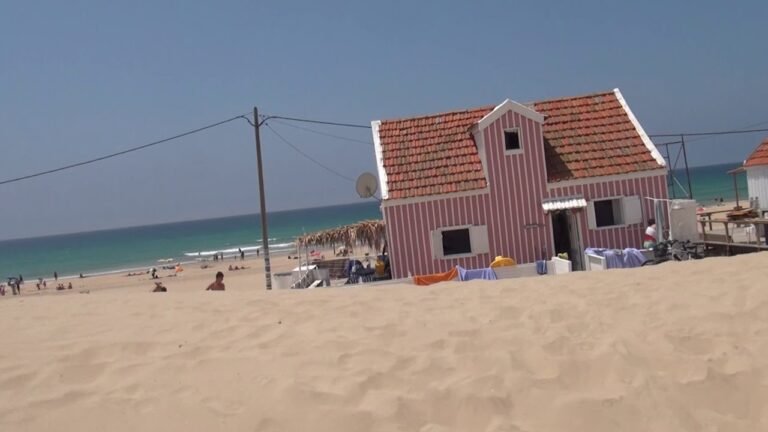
[534, 91, 662, 182]
[377, 106, 493, 200]
[744, 137, 768, 167]
[377, 91, 664, 199]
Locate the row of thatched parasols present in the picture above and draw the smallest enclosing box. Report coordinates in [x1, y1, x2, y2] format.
[297, 219, 386, 252]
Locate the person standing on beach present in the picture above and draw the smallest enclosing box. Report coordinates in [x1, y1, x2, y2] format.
[54, 271, 58, 281]
[643, 218, 657, 249]
[206, 271, 225, 291]
[239, 248, 244, 260]
[256, 248, 260, 257]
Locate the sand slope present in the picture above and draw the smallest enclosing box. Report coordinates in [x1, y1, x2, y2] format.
[1, 253, 767, 431]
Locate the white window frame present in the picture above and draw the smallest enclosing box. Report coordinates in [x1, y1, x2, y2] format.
[431, 224, 490, 260]
[503, 127, 523, 155]
[587, 195, 643, 230]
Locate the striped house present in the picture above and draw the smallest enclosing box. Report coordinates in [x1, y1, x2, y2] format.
[371, 89, 668, 278]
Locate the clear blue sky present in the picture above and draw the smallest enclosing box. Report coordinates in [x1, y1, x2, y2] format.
[1, 0, 767, 240]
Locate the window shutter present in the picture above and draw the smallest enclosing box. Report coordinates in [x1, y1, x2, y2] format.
[470, 225, 490, 254]
[622, 196, 642, 225]
[587, 201, 597, 230]
[431, 230, 444, 259]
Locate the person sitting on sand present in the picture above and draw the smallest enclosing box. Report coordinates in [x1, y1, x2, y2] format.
[229, 265, 234, 271]
[152, 282, 167, 292]
[206, 271, 225, 291]
[67, 282, 73, 290]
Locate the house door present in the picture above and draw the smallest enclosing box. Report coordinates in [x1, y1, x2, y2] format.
[551, 210, 584, 271]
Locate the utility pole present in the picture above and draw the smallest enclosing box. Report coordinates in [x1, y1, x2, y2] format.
[253, 107, 272, 290]
[680, 135, 693, 200]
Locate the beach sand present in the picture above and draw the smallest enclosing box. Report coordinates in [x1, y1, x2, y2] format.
[1, 252, 767, 431]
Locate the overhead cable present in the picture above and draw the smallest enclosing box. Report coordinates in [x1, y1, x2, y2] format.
[0, 112, 250, 186]
[270, 119, 373, 146]
[264, 123, 355, 182]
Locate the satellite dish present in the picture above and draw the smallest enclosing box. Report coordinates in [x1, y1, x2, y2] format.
[355, 172, 378, 198]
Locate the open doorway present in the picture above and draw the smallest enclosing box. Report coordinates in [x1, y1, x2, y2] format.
[551, 210, 583, 270]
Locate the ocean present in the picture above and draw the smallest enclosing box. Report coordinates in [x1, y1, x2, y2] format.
[0, 201, 382, 281]
[0, 162, 749, 281]
[670, 162, 747, 204]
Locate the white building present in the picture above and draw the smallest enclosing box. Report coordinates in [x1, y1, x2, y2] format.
[744, 137, 768, 215]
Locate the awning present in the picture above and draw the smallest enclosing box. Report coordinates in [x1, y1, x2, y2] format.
[541, 196, 587, 212]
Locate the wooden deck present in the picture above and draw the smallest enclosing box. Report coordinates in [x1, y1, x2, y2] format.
[699, 217, 768, 255]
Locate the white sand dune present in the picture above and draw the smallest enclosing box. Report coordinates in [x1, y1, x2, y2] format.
[1, 253, 767, 431]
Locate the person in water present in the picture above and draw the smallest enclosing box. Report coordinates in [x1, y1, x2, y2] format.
[206, 271, 225, 291]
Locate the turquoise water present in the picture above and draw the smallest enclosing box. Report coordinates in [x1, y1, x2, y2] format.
[0, 162, 748, 281]
[670, 162, 747, 204]
[0, 201, 382, 281]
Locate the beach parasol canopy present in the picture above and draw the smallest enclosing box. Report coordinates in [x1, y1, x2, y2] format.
[297, 220, 386, 251]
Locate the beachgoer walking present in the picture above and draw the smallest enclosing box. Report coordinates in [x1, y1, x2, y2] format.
[206, 271, 226, 291]
[240, 248, 245, 260]
[643, 218, 657, 249]
[54, 271, 58, 281]
[256, 248, 260, 257]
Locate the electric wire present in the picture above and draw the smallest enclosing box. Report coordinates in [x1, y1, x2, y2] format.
[4, 107, 766, 187]
[269, 119, 373, 146]
[259, 114, 370, 129]
[649, 127, 768, 138]
[263, 123, 356, 183]
[0, 112, 250, 186]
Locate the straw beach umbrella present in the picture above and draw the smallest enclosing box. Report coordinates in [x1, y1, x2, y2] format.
[298, 220, 386, 252]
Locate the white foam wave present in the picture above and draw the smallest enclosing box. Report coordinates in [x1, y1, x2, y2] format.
[183, 242, 295, 257]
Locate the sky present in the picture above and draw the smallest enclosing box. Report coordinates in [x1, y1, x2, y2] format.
[1, 0, 767, 240]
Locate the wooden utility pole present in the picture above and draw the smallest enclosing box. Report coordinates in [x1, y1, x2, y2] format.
[253, 107, 272, 290]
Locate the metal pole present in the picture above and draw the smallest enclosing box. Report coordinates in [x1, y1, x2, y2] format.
[681, 135, 693, 199]
[664, 143, 675, 199]
[254, 107, 272, 290]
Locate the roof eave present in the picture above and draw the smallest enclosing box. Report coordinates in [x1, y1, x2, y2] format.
[474, 99, 545, 131]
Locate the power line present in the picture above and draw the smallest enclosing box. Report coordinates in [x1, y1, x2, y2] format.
[681, 119, 768, 145]
[259, 114, 371, 129]
[264, 123, 356, 182]
[0, 112, 250, 186]
[649, 127, 768, 138]
[270, 119, 373, 146]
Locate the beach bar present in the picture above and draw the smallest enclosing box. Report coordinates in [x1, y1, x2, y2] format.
[371, 89, 669, 279]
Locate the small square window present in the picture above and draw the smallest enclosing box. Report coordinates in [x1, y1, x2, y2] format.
[442, 228, 471, 256]
[593, 198, 623, 227]
[504, 130, 521, 151]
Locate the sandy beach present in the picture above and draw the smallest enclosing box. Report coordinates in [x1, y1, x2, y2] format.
[1, 252, 767, 431]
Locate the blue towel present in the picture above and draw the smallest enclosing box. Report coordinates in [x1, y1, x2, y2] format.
[622, 248, 647, 268]
[585, 248, 646, 269]
[584, 248, 623, 269]
[536, 260, 548, 275]
[456, 265, 497, 281]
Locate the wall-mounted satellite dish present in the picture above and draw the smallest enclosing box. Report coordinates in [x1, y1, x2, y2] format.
[355, 172, 378, 198]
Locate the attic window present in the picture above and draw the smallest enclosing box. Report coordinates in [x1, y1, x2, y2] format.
[504, 129, 521, 152]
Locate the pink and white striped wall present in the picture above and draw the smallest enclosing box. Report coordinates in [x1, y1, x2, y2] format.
[547, 174, 669, 250]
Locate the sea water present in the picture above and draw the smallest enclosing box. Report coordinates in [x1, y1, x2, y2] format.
[0, 201, 382, 281]
[670, 162, 747, 204]
[0, 163, 749, 281]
